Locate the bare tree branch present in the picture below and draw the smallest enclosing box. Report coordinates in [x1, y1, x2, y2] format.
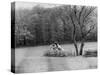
[83, 24, 95, 39]
[73, 6, 85, 39]
[69, 13, 76, 38]
[79, 6, 85, 22]
[83, 7, 96, 24]
[73, 6, 96, 39]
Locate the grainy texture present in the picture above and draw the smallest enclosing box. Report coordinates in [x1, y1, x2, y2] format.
[15, 42, 97, 73]
[11, 2, 97, 73]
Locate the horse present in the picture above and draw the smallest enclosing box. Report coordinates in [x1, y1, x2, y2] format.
[50, 43, 64, 51]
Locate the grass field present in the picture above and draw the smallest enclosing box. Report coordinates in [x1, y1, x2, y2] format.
[14, 42, 97, 73]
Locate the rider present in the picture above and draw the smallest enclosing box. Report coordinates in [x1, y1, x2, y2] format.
[50, 42, 64, 51]
[54, 42, 64, 51]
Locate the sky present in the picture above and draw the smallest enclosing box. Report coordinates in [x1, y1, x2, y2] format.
[15, 2, 62, 9]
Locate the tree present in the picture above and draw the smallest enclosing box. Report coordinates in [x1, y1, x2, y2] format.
[15, 9, 34, 46]
[68, 6, 97, 56]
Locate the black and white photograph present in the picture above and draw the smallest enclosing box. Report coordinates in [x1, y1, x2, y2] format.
[11, 1, 97, 73]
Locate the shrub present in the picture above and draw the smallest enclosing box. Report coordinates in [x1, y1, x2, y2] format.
[83, 50, 97, 57]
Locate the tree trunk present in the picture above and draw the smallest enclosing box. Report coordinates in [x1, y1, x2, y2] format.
[73, 39, 78, 56]
[70, 14, 79, 56]
[73, 25, 78, 56]
[79, 39, 84, 55]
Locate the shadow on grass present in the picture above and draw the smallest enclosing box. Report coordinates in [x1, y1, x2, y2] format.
[44, 50, 74, 57]
[44, 49, 97, 57]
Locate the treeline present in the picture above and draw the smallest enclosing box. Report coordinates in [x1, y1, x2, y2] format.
[12, 5, 97, 47]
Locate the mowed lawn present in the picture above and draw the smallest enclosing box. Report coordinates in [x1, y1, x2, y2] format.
[15, 42, 97, 73]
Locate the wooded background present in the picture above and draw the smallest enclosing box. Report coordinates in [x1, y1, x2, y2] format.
[12, 5, 97, 47]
